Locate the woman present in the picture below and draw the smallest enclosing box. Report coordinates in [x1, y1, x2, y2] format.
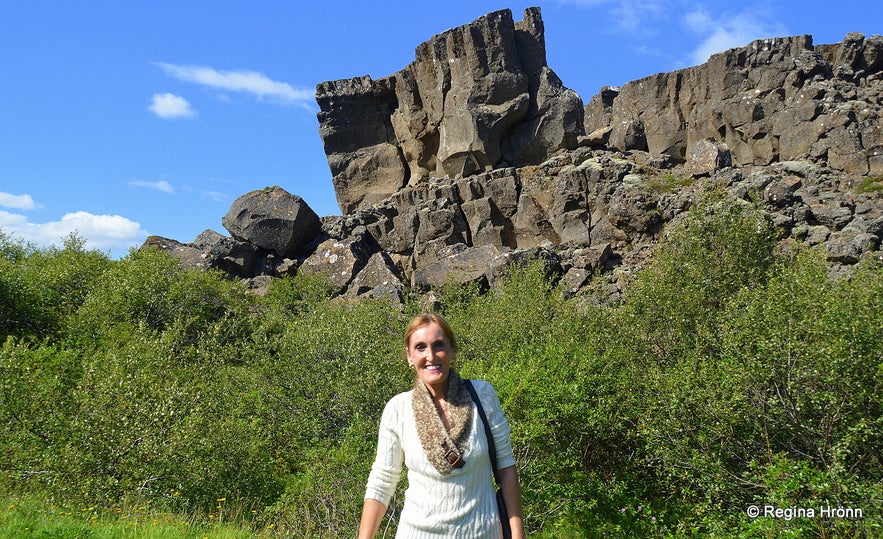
[358, 313, 525, 539]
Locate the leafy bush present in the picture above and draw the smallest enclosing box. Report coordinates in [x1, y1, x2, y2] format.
[0, 341, 82, 488]
[618, 191, 778, 365]
[0, 232, 110, 341]
[66, 246, 253, 353]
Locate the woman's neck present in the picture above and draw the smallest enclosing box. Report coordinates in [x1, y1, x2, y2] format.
[426, 378, 450, 401]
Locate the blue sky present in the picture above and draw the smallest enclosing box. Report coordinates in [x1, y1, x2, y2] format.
[1, 0, 879, 258]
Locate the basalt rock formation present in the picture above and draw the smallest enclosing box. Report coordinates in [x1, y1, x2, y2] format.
[142, 8, 882, 302]
[316, 7, 584, 214]
[585, 33, 883, 177]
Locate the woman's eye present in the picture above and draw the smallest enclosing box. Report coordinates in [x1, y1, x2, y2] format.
[415, 344, 426, 351]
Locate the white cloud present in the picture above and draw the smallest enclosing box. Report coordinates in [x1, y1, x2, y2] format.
[130, 180, 175, 194]
[149, 92, 196, 119]
[0, 192, 38, 210]
[0, 210, 28, 228]
[201, 191, 229, 203]
[683, 8, 788, 66]
[558, 0, 666, 32]
[558, 1, 788, 66]
[0, 209, 147, 255]
[611, 0, 665, 32]
[683, 9, 712, 32]
[155, 62, 314, 107]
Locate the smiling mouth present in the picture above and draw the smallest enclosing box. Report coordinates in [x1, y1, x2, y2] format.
[425, 364, 442, 372]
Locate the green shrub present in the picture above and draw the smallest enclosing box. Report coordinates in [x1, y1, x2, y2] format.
[250, 291, 410, 467]
[618, 191, 777, 365]
[67, 247, 252, 352]
[0, 232, 40, 340]
[0, 232, 110, 341]
[264, 428, 376, 537]
[645, 172, 694, 193]
[722, 252, 883, 536]
[854, 176, 883, 194]
[0, 340, 82, 489]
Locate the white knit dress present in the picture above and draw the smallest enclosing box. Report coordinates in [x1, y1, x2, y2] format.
[364, 380, 516, 539]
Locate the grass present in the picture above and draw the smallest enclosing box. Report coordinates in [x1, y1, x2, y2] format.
[645, 172, 694, 193]
[0, 494, 266, 539]
[855, 176, 883, 194]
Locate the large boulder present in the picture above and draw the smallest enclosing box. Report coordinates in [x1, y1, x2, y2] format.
[344, 251, 406, 302]
[221, 186, 322, 258]
[412, 244, 509, 290]
[142, 236, 208, 269]
[191, 229, 261, 276]
[317, 7, 584, 214]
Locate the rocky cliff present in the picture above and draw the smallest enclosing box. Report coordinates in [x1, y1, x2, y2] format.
[585, 33, 882, 176]
[143, 7, 882, 302]
[316, 7, 583, 214]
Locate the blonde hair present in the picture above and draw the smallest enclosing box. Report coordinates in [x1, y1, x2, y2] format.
[404, 313, 459, 355]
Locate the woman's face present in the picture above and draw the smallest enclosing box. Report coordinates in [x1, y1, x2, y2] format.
[407, 322, 454, 396]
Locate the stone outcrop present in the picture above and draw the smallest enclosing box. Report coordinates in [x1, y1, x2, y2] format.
[585, 33, 883, 177]
[316, 8, 584, 214]
[300, 236, 371, 291]
[142, 8, 882, 302]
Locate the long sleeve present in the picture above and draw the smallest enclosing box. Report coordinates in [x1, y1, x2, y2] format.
[364, 394, 405, 506]
[474, 380, 516, 470]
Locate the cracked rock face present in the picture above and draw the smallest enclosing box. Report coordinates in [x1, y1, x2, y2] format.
[316, 7, 584, 214]
[585, 33, 883, 177]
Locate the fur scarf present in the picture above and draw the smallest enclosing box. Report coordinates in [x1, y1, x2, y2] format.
[411, 369, 473, 474]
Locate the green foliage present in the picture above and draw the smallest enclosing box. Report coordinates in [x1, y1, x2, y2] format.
[245, 286, 414, 535]
[0, 493, 260, 538]
[0, 232, 110, 341]
[67, 246, 253, 353]
[854, 176, 883, 194]
[619, 192, 778, 365]
[264, 429, 376, 537]
[645, 172, 695, 193]
[1, 196, 881, 537]
[0, 341, 83, 485]
[726, 253, 883, 528]
[259, 270, 340, 316]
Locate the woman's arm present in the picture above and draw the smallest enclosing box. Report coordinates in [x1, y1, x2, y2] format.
[360, 395, 405, 537]
[357, 498, 388, 539]
[498, 464, 526, 539]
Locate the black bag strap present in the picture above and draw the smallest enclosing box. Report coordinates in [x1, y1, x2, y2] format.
[465, 379, 502, 486]
[466, 380, 513, 539]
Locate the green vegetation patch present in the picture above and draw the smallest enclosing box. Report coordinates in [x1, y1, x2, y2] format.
[0, 495, 259, 539]
[645, 172, 695, 193]
[855, 175, 883, 194]
[1, 193, 881, 537]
